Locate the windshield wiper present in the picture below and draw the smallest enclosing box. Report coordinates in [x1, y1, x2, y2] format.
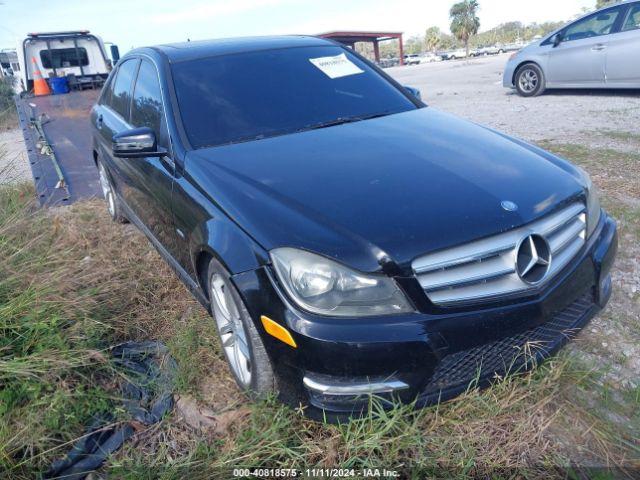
[301, 111, 395, 132]
[302, 117, 362, 131]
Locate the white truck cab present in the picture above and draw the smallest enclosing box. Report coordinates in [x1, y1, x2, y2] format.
[17, 31, 113, 92]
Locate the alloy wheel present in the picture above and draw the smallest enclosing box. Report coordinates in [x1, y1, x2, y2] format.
[210, 274, 252, 387]
[519, 69, 538, 93]
[98, 163, 116, 217]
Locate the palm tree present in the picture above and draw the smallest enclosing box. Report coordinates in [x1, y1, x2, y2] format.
[450, 0, 481, 57]
[425, 26, 442, 53]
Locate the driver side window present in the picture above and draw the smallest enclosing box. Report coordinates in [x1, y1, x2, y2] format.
[563, 8, 622, 41]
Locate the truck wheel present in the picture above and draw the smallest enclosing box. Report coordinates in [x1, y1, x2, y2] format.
[207, 257, 277, 398]
[97, 160, 128, 223]
[515, 63, 546, 97]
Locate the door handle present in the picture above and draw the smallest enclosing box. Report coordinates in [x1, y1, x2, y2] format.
[592, 44, 607, 51]
[96, 114, 104, 129]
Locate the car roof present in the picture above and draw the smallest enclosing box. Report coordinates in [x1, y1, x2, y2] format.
[143, 35, 334, 63]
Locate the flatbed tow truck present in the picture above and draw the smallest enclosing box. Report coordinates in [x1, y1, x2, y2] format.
[15, 31, 117, 206]
[17, 89, 101, 205]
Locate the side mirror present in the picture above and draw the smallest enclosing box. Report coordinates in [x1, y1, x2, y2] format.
[553, 33, 564, 48]
[404, 85, 422, 101]
[112, 127, 166, 158]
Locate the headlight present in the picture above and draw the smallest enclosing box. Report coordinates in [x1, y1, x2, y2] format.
[270, 248, 414, 317]
[577, 167, 601, 237]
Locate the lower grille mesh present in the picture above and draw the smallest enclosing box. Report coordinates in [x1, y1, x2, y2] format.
[423, 291, 594, 394]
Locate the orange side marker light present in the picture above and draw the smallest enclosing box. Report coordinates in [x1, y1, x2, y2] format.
[260, 315, 297, 348]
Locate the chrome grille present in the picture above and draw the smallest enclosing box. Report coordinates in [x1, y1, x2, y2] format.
[412, 203, 586, 306]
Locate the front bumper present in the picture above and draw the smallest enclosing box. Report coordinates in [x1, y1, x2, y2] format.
[503, 60, 517, 88]
[232, 213, 617, 420]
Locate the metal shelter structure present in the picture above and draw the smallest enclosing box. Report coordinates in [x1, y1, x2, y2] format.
[317, 31, 405, 65]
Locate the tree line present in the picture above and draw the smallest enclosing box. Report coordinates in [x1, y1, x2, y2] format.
[366, 0, 603, 59]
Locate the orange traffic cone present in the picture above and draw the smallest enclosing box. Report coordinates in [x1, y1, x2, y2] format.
[31, 56, 51, 96]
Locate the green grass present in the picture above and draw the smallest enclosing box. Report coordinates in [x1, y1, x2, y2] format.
[539, 141, 640, 239]
[1, 139, 639, 478]
[538, 141, 640, 174]
[597, 129, 640, 144]
[0, 76, 17, 131]
[0, 184, 114, 476]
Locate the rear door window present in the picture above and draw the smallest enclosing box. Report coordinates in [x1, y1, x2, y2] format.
[131, 59, 164, 137]
[622, 4, 640, 31]
[110, 59, 139, 121]
[99, 72, 116, 106]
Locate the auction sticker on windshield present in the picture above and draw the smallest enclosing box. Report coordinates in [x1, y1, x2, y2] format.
[309, 53, 364, 79]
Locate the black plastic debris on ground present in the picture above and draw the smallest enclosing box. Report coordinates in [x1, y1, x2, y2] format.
[44, 341, 177, 480]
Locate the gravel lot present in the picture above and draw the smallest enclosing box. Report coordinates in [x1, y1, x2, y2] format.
[0, 128, 30, 184]
[387, 54, 640, 150]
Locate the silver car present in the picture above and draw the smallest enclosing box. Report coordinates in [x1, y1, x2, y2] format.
[504, 0, 640, 96]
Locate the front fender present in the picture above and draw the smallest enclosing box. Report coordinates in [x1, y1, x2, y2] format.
[189, 216, 269, 277]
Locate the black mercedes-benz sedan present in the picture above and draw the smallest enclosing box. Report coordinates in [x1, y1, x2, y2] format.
[90, 36, 617, 420]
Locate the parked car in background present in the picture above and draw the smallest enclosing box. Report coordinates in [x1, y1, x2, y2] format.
[378, 57, 400, 68]
[403, 54, 421, 65]
[442, 48, 468, 60]
[92, 35, 616, 420]
[504, 0, 640, 96]
[502, 42, 524, 52]
[477, 45, 502, 55]
[419, 52, 442, 63]
[0, 49, 20, 78]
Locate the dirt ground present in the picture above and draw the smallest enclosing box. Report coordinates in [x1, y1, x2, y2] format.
[0, 128, 30, 184]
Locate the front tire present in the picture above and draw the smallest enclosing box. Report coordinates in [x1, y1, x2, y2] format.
[515, 63, 546, 97]
[207, 258, 277, 398]
[97, 160, 127, 223]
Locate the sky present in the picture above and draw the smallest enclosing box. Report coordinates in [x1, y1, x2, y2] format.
[0, 0, 597, 53]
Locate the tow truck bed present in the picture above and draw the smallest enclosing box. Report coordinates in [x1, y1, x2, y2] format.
[16, 90, 101, 206]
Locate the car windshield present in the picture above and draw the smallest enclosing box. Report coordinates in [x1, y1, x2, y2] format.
[171, 45, 418, 149]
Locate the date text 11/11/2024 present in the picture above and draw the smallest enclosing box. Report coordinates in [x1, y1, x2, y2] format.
[232, 468, 400, 477]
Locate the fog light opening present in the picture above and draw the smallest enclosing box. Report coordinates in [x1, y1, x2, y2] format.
[598, 273, 612, 307]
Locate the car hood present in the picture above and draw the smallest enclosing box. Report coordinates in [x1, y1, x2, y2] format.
[186, 108, 585, 273]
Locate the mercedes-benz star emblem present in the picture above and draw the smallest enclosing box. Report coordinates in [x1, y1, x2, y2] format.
[516, 234, 551, 284]
[501, 200, 518, 212]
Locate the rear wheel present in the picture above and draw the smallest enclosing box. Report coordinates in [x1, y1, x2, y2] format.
[515, 63, 546, 97]
[207, 258, 277, 397]
[97, 160, 127, 223]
